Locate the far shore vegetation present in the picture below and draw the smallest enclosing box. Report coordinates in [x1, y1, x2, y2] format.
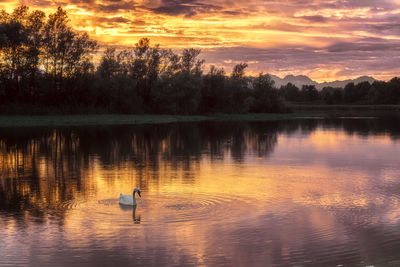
[0, 114, 324, 127]
[1, 6, 400, 117]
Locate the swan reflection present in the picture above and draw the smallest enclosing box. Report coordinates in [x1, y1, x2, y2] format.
[118, 202, 141, 224]
[132, 205, 141, 224]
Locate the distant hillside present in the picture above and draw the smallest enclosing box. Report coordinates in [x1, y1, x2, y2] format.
[318, 76, 377, 90]
[270, 74, 376, 90]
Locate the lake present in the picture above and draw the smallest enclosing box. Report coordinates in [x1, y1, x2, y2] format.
[1, 118, 400, 266]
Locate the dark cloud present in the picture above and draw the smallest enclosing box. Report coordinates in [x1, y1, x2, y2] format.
[327, 38, 400, 53]
[149, 0, 222, 17]
[88, 16, 150, 29]
[27, 0, 53, 7]
[97, 1, 136, 12]
[298, 15, 328, 23]
[330, 0, 395, 9]
[96, 16, 131, 24]
[38, 0, 137, 13]
[244, 22, 306, 32]
[282, 0, 396, 11]
[201, 38, 400, 79]
[370, 23, 400, 32]
[360, 14, 400, 36]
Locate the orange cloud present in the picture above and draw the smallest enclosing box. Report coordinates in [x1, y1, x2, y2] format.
[3, 0, 400, 81]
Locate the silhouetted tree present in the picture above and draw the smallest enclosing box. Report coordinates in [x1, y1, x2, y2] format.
[301, 85, 319, 102]
[250, 74, 285, 112]
[200, 65, 226, 113]
[231, 62, 248, 79]
[368, 81, 391, 104]
[152, 49, 204, 114]
[42, 7, 97, 89]
[387, 77, 400, 104]
[97, 48, 120, 79]
[321, 87, 343, 104]
[280, 83, 301, 102]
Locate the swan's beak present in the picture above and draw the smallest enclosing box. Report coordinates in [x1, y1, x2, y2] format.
[138, 191, 141, 198]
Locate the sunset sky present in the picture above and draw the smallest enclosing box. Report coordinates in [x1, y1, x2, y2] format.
[3, 0, 400, 81]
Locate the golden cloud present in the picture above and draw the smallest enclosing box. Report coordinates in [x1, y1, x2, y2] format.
[2, 0, 400, 81]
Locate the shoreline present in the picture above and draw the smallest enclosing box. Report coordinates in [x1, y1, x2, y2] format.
[0, 110, 398, 127]
[1, 104, 399, 127]
[0, 113, 322, 127]
[290, 104, 400, 111]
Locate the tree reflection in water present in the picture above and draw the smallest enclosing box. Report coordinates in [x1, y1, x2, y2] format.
[1, 118, 400, 266]
[0, 118, 399, 225]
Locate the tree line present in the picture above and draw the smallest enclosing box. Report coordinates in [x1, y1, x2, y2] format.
[0, 6, 399, 115]
[279, 79, 400, 105]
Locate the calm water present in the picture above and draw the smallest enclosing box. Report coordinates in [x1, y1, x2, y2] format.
[1, 119, 400, 266]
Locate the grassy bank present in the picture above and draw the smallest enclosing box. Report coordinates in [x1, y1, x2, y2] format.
[290, 104, 400, 111]
[0, 113, 322, 127]
[289, 104, 400, 118]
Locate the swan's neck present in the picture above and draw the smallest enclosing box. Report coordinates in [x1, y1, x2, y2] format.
[132, 193, 137, 205]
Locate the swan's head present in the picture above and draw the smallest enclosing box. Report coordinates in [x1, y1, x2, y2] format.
[133, 188, 141, 197]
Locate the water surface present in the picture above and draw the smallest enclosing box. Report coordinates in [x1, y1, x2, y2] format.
[1, 119, 400, 266]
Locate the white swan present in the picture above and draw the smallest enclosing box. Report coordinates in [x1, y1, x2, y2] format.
[119, 188, 141, 206]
